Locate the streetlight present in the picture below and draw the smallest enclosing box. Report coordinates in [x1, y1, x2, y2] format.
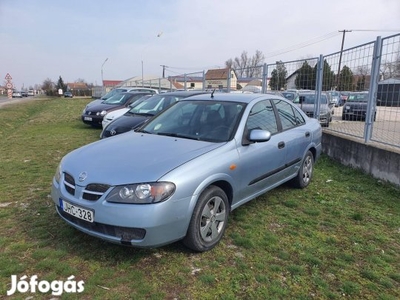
[101, 58, 109, 86]
[141, 32, 163, 87]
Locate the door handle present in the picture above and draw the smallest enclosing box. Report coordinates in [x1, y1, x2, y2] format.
[278, 141, 285, 149]
[305, 131, 310, 138]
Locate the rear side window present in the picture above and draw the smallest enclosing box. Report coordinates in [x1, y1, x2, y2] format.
[273, 100, 304, 130]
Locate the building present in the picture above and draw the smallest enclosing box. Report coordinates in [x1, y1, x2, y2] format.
[205, 68, 237, 91]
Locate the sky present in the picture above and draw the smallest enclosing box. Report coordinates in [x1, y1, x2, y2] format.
[1, 0, 399, 90]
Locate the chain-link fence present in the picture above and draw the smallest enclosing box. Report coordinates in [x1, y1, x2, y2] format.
[115, 33, 400, 149]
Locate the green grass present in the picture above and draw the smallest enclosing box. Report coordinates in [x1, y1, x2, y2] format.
[0, 97, 399, 299]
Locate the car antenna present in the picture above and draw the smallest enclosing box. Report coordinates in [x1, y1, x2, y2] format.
[211, 88, 216, 99]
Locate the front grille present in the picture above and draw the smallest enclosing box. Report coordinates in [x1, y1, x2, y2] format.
[62, 174, 110, 201]
[83, 184, 111, 201]
[57, 206, 146, 242]
[64, 173, 75, 196]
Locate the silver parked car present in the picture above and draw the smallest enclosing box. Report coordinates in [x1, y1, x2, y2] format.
[51, 93, 322, 252]
[294, 92, 333, 127]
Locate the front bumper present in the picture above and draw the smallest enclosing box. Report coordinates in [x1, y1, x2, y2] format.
[81, 114, 103, 126]
[51, 177, 192, 248]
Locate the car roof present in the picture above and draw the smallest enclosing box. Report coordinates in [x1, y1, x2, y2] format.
[180, 92, 286, 104]
[149, 90, 210, 97]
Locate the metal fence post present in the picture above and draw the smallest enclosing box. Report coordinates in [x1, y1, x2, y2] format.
[262, 63, 268, 93]
[315, 55, 324, 119]
[227, 69, 232, 93]
[364, 36, 383, 143]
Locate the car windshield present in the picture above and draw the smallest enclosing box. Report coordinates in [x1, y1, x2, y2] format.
[100, 88, 127, 100]
[128, 95, 152, 108]
[103, 93, 130, 105]
[295, 94, 328, 104]
[128, 94, 183, 115]
[139, 100, 246, 142]
[347, 93, 369, 102]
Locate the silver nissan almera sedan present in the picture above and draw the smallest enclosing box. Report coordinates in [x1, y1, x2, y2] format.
[51, 92, 322, 252]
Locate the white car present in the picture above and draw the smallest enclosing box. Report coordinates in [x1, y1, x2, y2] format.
[101, 108, 130, 129]
[101, 94, 152, 129]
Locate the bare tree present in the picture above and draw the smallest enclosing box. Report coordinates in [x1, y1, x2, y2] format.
[225, 50, 265, 78]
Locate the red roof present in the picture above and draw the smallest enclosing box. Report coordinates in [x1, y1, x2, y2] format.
[103, 80, 123, 87]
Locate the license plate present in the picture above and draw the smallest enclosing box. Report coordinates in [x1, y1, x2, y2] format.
[59, 199, 94, 223]
[84, 117, 92, 121]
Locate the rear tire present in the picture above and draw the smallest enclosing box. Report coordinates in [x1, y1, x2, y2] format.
[183, 186, 229, 252]
[291, 150, 314, 188]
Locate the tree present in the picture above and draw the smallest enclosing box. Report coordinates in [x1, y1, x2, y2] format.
[295, 61, 315, 90]
[337, 65, 354, 91]
[42, 78, 55, 95]
[315, 60, 335, 91]
[225, 50, 265, 78]
[269, 61, 287, 90]
[56, 76, 66, 92]
[356, 75, 366, 91]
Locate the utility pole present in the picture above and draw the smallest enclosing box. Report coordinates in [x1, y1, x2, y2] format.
[337, 29, 352, 90]
[160, 65, 168, 78]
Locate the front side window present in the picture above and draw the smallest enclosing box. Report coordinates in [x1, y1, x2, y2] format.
[246, 100, 278, 134]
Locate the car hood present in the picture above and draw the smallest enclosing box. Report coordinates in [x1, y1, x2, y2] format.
[61, 132, 223, 185]
[298, 103, 330, 112]
[106, 114, 149, 130]
[346, 101, 367, 108]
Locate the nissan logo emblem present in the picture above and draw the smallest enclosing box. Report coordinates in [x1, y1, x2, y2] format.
[78, 171, 88, 182]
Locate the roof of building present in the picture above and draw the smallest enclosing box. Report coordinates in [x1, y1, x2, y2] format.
[205, 68, 231, 80]
[103, 80, 123, 87]
[67, 82, 89, 89]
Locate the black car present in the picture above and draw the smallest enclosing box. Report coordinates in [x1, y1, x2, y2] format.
[100, 91, 209, 138]
[82, 92, 154, 127]
[64, 91, 73, 98]
[342, 92, 376, 121]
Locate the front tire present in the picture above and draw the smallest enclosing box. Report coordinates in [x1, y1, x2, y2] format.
[183, 186, 229, 252]
[291, 150, 314, 188]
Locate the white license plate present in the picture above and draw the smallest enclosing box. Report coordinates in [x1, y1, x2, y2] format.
[84, 117, 92, 121]
[60, 199, 94, 223]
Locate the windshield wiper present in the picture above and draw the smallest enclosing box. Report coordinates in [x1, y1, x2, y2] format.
[156, 132, 200, 140]
[136, 129, 152, 134]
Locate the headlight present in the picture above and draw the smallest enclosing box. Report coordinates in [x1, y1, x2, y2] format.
[54, 163, 62, 184]
[106, 182, 176, 204]
[98, 110, 107, 116]
[320, 109, 328, 116]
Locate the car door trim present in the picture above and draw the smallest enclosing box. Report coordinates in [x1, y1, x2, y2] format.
[248, 157, 302, 186]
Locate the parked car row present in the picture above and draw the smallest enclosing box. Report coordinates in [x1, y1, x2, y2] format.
[100, 91, 209, 138]
[52, 91, 322, 252]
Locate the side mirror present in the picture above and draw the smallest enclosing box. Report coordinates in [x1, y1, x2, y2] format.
[249, 129, 271, 143]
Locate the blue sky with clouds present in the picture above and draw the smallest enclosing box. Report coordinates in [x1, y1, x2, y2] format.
[1, 0, 399, 90]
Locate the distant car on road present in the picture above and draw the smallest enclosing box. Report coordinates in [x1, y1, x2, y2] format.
[64, 91, 73, 98]
[21, 91, 28, 97]
[12, 91, 22, 98]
